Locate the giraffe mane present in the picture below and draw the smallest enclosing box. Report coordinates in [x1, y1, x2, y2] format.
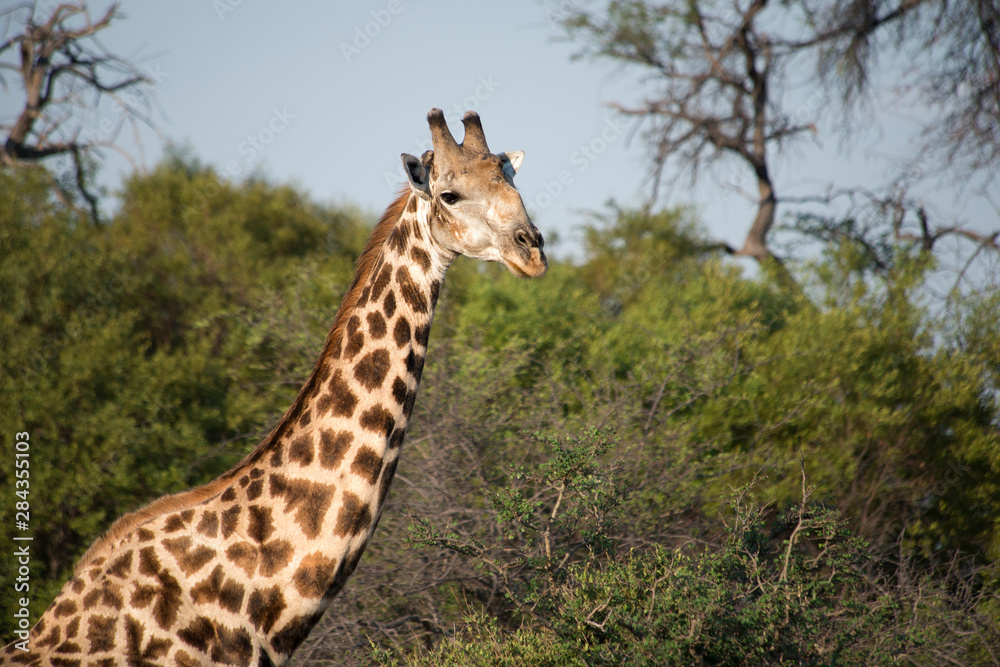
[241, 186, 412, 453]
[73, 187, 413, 576]
[74, 482, 229, 575]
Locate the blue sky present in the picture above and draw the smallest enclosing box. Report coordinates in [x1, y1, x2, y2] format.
[3, 0, 989, 265]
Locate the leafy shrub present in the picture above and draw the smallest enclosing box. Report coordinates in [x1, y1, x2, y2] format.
[376, 446, 998, 666]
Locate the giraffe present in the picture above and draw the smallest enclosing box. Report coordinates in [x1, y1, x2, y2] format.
[2, 108, 546, 666]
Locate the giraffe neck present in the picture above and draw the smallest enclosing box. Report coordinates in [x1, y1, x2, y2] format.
[270, 189, 449, 528]
[219, 189, 454, 660]
[0, 191, 458, 667]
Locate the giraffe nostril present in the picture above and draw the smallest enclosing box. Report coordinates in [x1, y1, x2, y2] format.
[515, 230, 531, 249]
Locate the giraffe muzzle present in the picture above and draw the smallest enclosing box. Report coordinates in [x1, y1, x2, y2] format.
[503, 225, 547, 278]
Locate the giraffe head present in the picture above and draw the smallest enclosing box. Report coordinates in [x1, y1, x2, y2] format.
[401, 108, 547, 278]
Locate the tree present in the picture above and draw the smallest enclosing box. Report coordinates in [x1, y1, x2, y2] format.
[0, 1, 158, 220]
[555, 0, 1000, 271]
[375, 467, 1000, 666]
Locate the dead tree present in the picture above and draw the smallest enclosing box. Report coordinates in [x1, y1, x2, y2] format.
[0, 1, 157, 220]
[558, 0, 1000, 272]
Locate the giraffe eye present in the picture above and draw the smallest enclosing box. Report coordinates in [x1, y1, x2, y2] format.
[440, 192, 460, 205]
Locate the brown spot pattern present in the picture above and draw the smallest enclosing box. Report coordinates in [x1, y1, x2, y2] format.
[351, 446, 383, 485]
[335, 492, 373, 537]
[163, 514, 186, 533]
[270, 613, 321, 656]
[319, 429, 353, 469]
[125, 614, 172, 666]
[343, 316, 365, 360]
[430, 279, 441, 306]
[383, 290, 396, 318]
[391, 376, 408, 404]
[366, 311, 387, 338]
[136, 547, 183, 630]
[247, 586, 287, 634]
[221, 506, 241, 539]
[83, 580, 123, 611]
[288, 434, 314, 466]
[64, 617, 80, 639]
[131, 584, 156, 610]
[269, 474, 336, 539]
[414, 322, 431, 348]
[226, 542, 259, 578]
[378, 457, 399, 506]
[292, 551, 336, 599]
[406, 349, 424, 379]
[53, 600, 77, 618]
[50, 657, 82, 667]
[37, 625, 60, 649]
[177, 616, 215, 652]
[191, 564, 224, 605]
[197, 511, 219, 538]
[354, 348, 391, 391]
[247, 478, 264, 501]
[397, 266, 428, 313]
[329, 547, 366, 598]
[86, 615, 116, 653]
[403, 385, 418, 418]
[371, 263, 392, 302]
[220, 578, 245, 614]
[388, 221, 410, 253]
[176, 651, 201, 667]
[247, 505, 276, 544]
[411, 246, 431, 272]
[259, 540, 294, 576]
[269, 442, 283, 466]
[317, 369, 358, 418]
[388, 428, 406, 451]
[356, 285, 371, 308]
[393, 317, 411, 347]
[360, 405, 395, 437]
[162, 536, 216, 575]
[107, 551, 133, 589]
[189, 562, 244, 614]
[54, 639, 81, 654]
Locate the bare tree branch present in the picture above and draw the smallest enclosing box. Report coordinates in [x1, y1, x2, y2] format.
[556, 0, 1000, 279]
[0, 1, 159, 222]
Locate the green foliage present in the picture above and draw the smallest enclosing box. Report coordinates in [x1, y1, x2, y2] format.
[3, 156, 999, 663]
[407, 430, 627, 613]
[388, 463, 998, 666]
[354, 202, 1000, 664]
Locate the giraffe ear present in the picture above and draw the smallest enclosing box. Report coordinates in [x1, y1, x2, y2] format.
[498, 151, 524, 177]
[402, 153, 430, 195]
